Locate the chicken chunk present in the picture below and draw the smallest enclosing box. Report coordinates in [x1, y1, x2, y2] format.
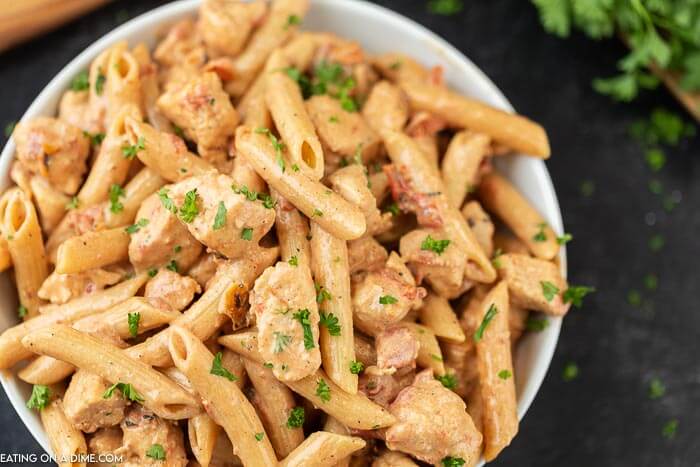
[362, 81, 409, 133]
[186, 253, 220, 289]
[383, 164, 442, 228]
[250, 261, 322, 381]
[348, 235, 389, 275]
[375, 326, 419, 372]
[145, 269, 201, 312]
[63, 371, 127, 433]
[88, 427, 123, 467]
[167, 173, 275, 260]
[38, 268, 123, 304]
[399, 228, 472, 300]
[385, 370, 482, 466]
[351, 252, 426, 336]
[128, 193, 202, 271]
[13, 117, 90, 195]
[359, 371, 400, 409]
[153, 19, 206, 70]
[461, 201, 494, 258]
[157, 71, 239, 166]
[116, 405, 188, 467]
[497, 253, 570, 315]
[329, 165, 392, 236]
[199, 0, 267, 58]
[372, 450, 419, 467]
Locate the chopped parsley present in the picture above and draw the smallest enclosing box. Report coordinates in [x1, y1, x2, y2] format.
[26, 385, 50, 410]
[83, 130, 105, 146]
[532, 222, 548, 242]
[498, 369, 512, 380]
[231, 184, 275, 209]
[17, 305, 27, 318]
[70, 71, 90, 91]
[649, 234, 665, 252]
[580, 180, 595, 198]
[473, 304, 498, 342]
[125, 218, 149, 234]
[103, 382, 144, 402]
[329, 115, 339, 123]
[312, 208, 323, 217]
[293, 309, 315, 350]
[316, 378, 331, 402]
[273, 332, 291, 353]
[158, 188, 177, 214]
[121, 136, 145, 159]
[541, 281, 560, 302]
[383, 202, 400, 216]
[563, 285, 595, 308]
[557, 233, 572, 245]
[147, 268, 158, 278]
[127, 312, 140, 338]
[349, 360, 364, 375]
[662, 419, 678, 439]
[255, 432, 264, 441]
[562, 362, 579, 382]
[95, 69, 106, 95]
[172, 125, 185, 139]
[288, 256, 299, 267]
[286, 406, 305, 428]
[319, 311, 341, 336]
[109, 184, 125, 213]
[644, 274, 658, 291]
[66, 196, 79, 210]
[210, 352, 238, 381]
[441, 456, 466, 467]
[525, 317, 549, 332]
[430, 354, 443, 362]
[285, 14, 301, 29]
[179, 189, 199, 223]
[213, 201, 227, 230]
[4, 121, 15, 138]
[241, 227, 253, 241]
[174, 245, 182, 253]
[649, 378, 665, 399]
[645, 148, 666, 172]
[421, 235, 450, 255]
[379, 295, 398, 305]
[255, 128, 286, 172]
[436, 373, 457, 389]
[146, 444, 166, 460]
[627, 290, 642, 307]
[315, 284, 332, 304]
[428, 0, 463, 16]
[166, 260, 178, 272]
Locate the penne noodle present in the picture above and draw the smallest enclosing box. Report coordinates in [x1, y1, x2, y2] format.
[0, 236, 11, 273]
[479, 172, 559, 260]
[1, 188, 49, 318]
[266, 50, 325, 180]
[272, 190, 312, 267]
[279, 432, 366, 467]
[244, 357, 304, 458]
[29, 176, 69, 234]
[103, 166, 165, 228]
[41, 398, 88, 467]
[417, 293, 465, 343]
[105, 42, 142, 124]
[22, 325, 201, 420]
[309, 222, 358, 394]
[189, 413, 220, 467]
[0, 273, 147, 369]
[441, 130, 491, 209]
[399, 78, 551, 158]
[168, 326, 278, 467]
[55, 227, 130, 274]
[235, 125, 366, 240]
[402, 322, 445, 376]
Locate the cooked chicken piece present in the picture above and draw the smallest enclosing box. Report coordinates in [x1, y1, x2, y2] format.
[88, 426, 123, 467]
[347, 236, 388, 275]
[372, 450, 419, 467]
[399, 228, 472, 299]
[63, 371, 127, 433]
[250, 261, 322, 381]
[38, 268, 123, 304]
[375, 326, 419, 372]
[153, 19, 206, 70]
[58, 90, 94, 133]
[359, 370, 400, 409]
[12, 117, 89, 195]
[199, 0, 267, 58]
[351, 252, 426, 336]
[128, 193, 202, 271]
[383, 164, 442, 228]
[354, 334, 377, 368]
[157, 72, 239, 167]
[385, 370, 482, 465]
[116, 405, 188, 467]
[329, 165, 392, 236]
[186, 253, 220, 289]
[306, 95, 380, 163]
[65, 204, 106, 235]
[461, 201, 494, 258]
[362, 81, 409, 133]
[497, 253, 570, 315]
[145, 269, 201, 312]
[313, 34, 366, 66]
[167, 173, 275, 260]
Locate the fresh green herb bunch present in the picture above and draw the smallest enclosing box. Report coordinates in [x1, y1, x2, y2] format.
[532, 0, 700, 102]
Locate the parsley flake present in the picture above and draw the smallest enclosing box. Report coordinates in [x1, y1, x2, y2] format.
[241, 227, 253, 241]
[436, 373, 457, 389]
[349, 360, 364, 374]
[146, 443, 166, 460]
[498, 369, 512, 380]
[316, 378, 331, 402]
[541, 281, 560, 302]
[66, 196, 79, 210]
[562, 362, 579, 382]
[563, 285, 595, 308]
[158, 188, 177, 214]
[71, 71, 90, 91]
[286, 406, 305, 428]
[319, 311, 341, 336]
[213, 201, 227, 230]
[379, 295, 398, 305]
[273, 332, 291, 353]
[121, 136, 144, 159]
[421, 235, 450, 255]
[441, 456, 466, 467]
[26, 385, 50, 410]
[473, 304, 498, 342]
[179, 189, 199, 223]
[293, 309, 315, 350]
[127, 312, 140, 338]
[288, 256, 299, 267]
[103, 382, 144, 402]
[210, 352, 238, 381]
[109, 184, 125, 213]
[125, 218, 149, 234]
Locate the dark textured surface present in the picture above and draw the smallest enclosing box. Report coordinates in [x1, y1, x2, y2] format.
[0, 1, 697, 465]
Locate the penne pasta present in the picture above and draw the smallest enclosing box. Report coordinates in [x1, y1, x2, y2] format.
[55, 227, 130, 274]
[402, 322, 446, 376]
[41, 398, 88, 467]
[441, 130, 491, 209]
[279, 431, 366, 467]
[29, 176, 70, 234]
[417, 293, 466, 343]
[189, 413, 220, 467]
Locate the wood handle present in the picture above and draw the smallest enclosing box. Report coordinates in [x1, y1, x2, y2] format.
[0, 0, 111, 53]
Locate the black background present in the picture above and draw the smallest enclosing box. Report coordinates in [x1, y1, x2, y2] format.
[1, 1, 698, 465]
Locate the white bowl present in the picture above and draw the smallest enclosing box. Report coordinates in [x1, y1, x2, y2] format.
[0, 0, 566, 459]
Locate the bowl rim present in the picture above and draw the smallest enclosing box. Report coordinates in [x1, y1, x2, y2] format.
[0, 0, 565, 457]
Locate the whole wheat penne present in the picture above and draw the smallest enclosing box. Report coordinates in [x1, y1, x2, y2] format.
[22, 325, 201, 420]
[0, 236, 11, 273]
[266, 50, 324, 180]
[235, 125, 366, 240]
[168, 326, 278, 467]
[0, 273, 146, 369]
[244, 357, 304, 458]
[479, 172, 559, 260]
[29, 176, 69, 234]
[55, 227, 130, 274]
[399, 78, 550, 158]
[441, 130, 491, 209]
[309, 222, 358, 394]
[272, 190, 311, 267]
[105, 42, 142, 124]
[41, 398, 88, 467]
[402, 322, 446, 376]
[362, 80, 409, 133]
[418, 293, 465, 343]
[279, 432, 366, 467]
[1, 188, 49, 318]
[189, 413, 220, 467]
